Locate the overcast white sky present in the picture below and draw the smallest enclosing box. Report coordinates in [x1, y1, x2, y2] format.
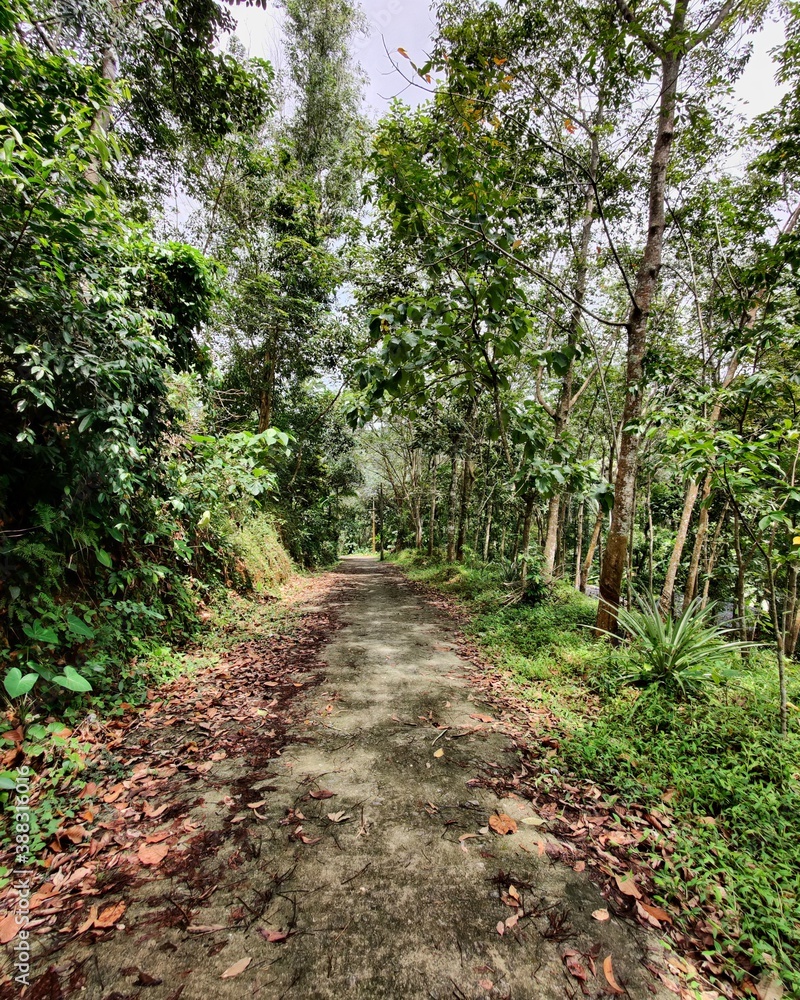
[227, 1, 789, 120]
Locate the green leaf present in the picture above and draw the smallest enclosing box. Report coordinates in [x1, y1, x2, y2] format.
[66, 615, 96, 640]
[3, 668, 39, 698]
[51, 666, 93, 693]
[96, 549, 113, 568]
[22, 622, 59, 645]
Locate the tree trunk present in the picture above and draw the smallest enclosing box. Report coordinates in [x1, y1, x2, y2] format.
[445, 450, 459, 563]
[483, 501, 493, 562]
[519, 494, 535, 591]
[257, 348, 277, 433]
[581, 510, 603, 593]
[574, 500, 584, 589]
[700, 503, 728, 609]
[683, 472, 712, 605]
[427, 455, 439, 556]
[455, 456, 475, 562]
[597, 52, 682, 635]
[660, 478, 698, 611]
[733, 509, 747, 643]
[542, 104, 602, 580]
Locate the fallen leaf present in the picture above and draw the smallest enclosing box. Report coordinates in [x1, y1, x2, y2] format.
[564, 953, 588, 982]
[638, 901, 672, 924]
[433, 747, 445, 758]
[259, 928, 291, 943]
[470, 713, 495, 723]
[327, 811, 350, 823]
[187, 924, 226, 934]
[138, 841, 169, 866]
[246, 800, 267, 809]
[756, 974, 785, 1000]
[614, 874, 642, 899]
[221, 957, 252, 979]
[521, 816, 545, 827]
[603, 955, 625, 995]
[592, 908, 610, 921]
[505, 913, 519, 929]
[478, 979, 494, 990]
[459, 833, 479, 842]
[496, 921, 505, 936]
[95, 902, 126, 928]
[309, 789, 335, 799]
[489, 813, 517, 835]
[0, 911, 19, 944]
[573, 860, 586, 872]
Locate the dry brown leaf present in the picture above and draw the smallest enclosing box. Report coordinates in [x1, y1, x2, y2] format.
[0, 911, 19, 944]
[488, 813, 517, 835]
[138, 841, 169, 866]
[756, 974, 785, 1000]
[521, 816, 545, 827]
[309, 789, 335, 799]
[327, 811, 350, 823]
[573, 860, 586, 872]
[603, 955, 625, 995]
[433, 748, 444, 758]
[95, 902, 126, 928]
[259, 928, 291, 943]
[638, 901, 672, 924]
[592, 908, 610, 921]
[496, 920, 505, 936]
[478, 979, 494, 990]
[187, 924, 226, 934]
[221, 957, 252, 979]
[459, 832, 479, 842]
[614, 874, 642, 899]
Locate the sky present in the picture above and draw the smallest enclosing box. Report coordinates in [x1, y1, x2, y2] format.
[227, 0, 790, 120]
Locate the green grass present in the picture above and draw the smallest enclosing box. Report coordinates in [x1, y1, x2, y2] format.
[392, 550, 800, 996]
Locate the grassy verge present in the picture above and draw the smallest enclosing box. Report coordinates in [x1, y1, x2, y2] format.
[392, 549, 800, 996]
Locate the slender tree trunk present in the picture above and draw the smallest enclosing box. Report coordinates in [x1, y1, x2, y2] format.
[785, 566, 798, 656]
[660, 478, 698, 610]
[597, 52, 682, 634]
[542, 105, 603, 580]
[733, 509, 747, 643]
[700, 503, 728, 609]
[581, 510, 603, 593]
[456, 456, 475, 562]
[428, 456, 439, 557]
[519, 494, 535, 592]
[683, 472, 713, 604]
[483, 501, 493, 562]
[445, 450, 459, 563]
[574, 500, 585, 589]
[86, 6, 120, 184]
[257, 346, 277, 433]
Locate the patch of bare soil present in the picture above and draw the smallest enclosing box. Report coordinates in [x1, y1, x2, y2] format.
[1, 559, 678, 1000]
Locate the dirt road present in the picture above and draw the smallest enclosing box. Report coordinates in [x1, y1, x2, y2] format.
[3, 557, 673, 999]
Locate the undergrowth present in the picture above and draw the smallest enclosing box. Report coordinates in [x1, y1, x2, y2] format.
[392, 549, 800, 997]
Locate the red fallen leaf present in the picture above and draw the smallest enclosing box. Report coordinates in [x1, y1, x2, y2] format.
[488, 813, 517, 835]
[62, 824, 88, 844]
[95, 902, 126, 928]
[638, 901, 672, 924]
[572, 860, 586, 872]
[309, 789, 335, 799]
[138, 841, 169, 866]
[603, 955, 625, 995]
[614, 874, 642, 899]
[496, 921, 505, 936]
[300, 834, 322, 845]
[79, 781, 98, 798]
[0, 911, 20, 944]
[145, 830, 171, 843]
[470, 713, 495, 723]
[77, 906, 99, 934]
[1, 726, 23, 744]
[592, 908, 610, 921]
[143, 802, 169, 819]
[478, 980, 494, 991]
[259, 928, 291, 943]
[563, 951, 588, 982]
[221, 957, 252, 979]
[103, 783, 125, 803]
[246, 800, 267, 809]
